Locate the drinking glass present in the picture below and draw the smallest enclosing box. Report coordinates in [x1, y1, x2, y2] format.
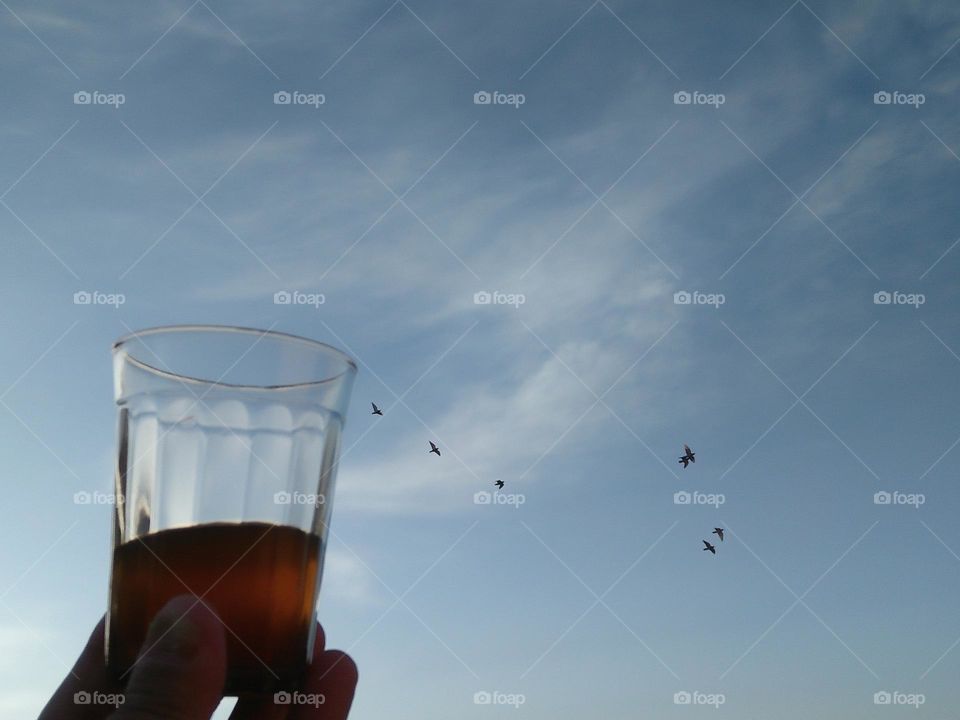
[106, 325, 357, 695]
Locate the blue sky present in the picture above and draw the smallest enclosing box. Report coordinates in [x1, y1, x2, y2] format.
[2, 0, 960, 717]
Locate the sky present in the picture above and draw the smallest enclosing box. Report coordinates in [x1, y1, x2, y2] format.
[1, 0, 960, 717]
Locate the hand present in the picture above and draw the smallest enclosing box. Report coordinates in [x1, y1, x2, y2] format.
[39, 595, 358, 719]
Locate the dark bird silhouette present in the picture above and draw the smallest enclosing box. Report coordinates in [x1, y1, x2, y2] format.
[702, 540, 716, 555]
[371, 402, 383, 416]
[429, 441, 441, 456]
[712, 528, 724, 542]
[678, 444, 696, 468]
[495, 480, 504, 489]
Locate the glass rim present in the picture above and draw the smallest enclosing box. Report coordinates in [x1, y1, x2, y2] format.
[112, 324, 358, 390]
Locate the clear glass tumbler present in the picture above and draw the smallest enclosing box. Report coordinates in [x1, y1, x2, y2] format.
[105, 325, 357, 695]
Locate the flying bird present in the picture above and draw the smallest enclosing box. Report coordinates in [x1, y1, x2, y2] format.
[678, 444, 696, 468]
[712, 528, 724, 542]
[494, 480, 504, 489]
[429, 441, 441, 456]
[371, 402, 383, 416]
[702, 540, 716, 555]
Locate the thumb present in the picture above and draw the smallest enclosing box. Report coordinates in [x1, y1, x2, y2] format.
[110, 595, 226, 720]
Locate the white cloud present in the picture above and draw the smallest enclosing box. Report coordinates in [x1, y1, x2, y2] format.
[0, 624, 61, 719]
[0, 626, 46, 669]
[320, 543, 382, 606]
[0, 690, 50, 720]
[334, 323, 671, 515]
[804, 128, 901, 218]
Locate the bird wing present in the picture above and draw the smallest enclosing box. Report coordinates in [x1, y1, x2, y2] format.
[684, 444, 692, 455]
